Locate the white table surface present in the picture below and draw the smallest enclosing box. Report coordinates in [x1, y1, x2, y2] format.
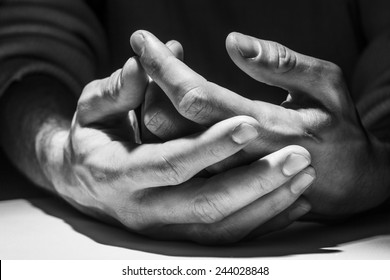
[1, 194, 390, 260]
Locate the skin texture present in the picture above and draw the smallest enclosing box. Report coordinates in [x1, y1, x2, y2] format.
[0, 42, 316, 244]
[135, 30, 390, 218]
[1, 0, 389, 244]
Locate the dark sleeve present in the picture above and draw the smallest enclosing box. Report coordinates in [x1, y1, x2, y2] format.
[352, 0, 390, 140]
[0, 0, 108, 98]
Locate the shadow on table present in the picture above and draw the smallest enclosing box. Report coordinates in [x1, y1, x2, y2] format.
[29, 196, 390, 258]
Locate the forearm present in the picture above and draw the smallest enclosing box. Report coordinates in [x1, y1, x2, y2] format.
[0, 0, 107, 98]
[0, 0, 107, 191]
[0, 74, 75, 192]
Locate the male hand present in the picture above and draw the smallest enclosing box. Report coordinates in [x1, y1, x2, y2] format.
[133, 30, 390, 217]
[40, 42, 315, 244]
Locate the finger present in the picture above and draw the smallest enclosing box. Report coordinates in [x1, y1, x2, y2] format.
[77, 57, 148, 126]
[130, 30, 264, 126]
[141, 40, 202, 141]
[143, 81, 203, 140]
[136, 145, 314, 225]
[141, 40, 183, 143]
[123, 115, 261, 188]
[226, 32, 348, 109]
[244, 198, 311, 240]
[165, 40, 184, 61]
[140, 95, 162, 143]
[141, 167, 314, 244]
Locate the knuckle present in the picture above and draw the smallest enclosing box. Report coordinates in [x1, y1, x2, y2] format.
[144, 110, 172, 136]
[69, 132, 123, 183]
[153, 154, 184, 185]
[178, 86, 213, 121]
[274, 42, 297, 74]
[192, 193, 227, 224]
[322, 61, 344, 83]
[262, 41, 296, 74]
[302, 109, 334, 137]
[86, 163, 122, 184]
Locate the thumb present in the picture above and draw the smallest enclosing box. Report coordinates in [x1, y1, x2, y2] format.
[77, 57, 148, 126]
[226, 32, 347, 109]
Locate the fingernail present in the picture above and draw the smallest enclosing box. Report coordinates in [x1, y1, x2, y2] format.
[166, 40, 176, 48]
[232, 123, 259, 144]
[290, 171, 314, 194]
[234, 33, 259, 59]
[131, 32, 145, 55]
[282, 153, 310, 176]
[288, 200, 311, 220]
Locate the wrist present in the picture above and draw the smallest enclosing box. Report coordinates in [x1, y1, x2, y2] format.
[0, 74, 76, 192]
[35, 124, 72, 195]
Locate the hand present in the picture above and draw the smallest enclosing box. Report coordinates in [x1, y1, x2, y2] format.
[132, 30, 390, 217]
[40, 43, 315, 244]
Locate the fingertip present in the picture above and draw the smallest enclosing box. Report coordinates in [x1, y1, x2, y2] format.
[268, 145, 312, 167]
[289, 166, 315, 195]
[288, 199, 312, 220]
[224, 115, 260, 145]
[119, 57, 148, 107]
[225, 32, 238, 49]
[285, 145, 311, 162]
[225, 32, 240, 59]
[225, 116, 260, 142]
[231, 123, 259, 145]
[166, 40, 184, 60]
[130, 30, 147, 55]
[122, 57, 147, 82]
[304, 165, 316, 178]
[260, 145, 311, 177]
[131, 30, 159, 54]
[282, 152, 311, 177]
